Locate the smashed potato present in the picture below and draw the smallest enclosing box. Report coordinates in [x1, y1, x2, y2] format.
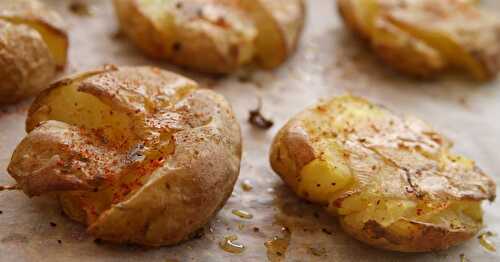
[270, 95, 496, 252]
[0, 0, 68, 104]
[7, 66, 242, 246]
[337, 0, 500, 80]
[113, 0, 305, 73]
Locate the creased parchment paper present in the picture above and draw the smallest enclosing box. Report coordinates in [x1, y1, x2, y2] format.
[1, 0, 499, 261]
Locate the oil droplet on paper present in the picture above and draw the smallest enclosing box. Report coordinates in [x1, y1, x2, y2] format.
[241, 180, 253, 191]
[264, 227, 291, 262]
[219, 235, 245, 254]
[478, 231, 496, 252]
[232, 209, 253, 219]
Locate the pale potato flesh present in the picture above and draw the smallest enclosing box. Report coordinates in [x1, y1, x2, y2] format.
[238, 0, 306, 68]
[8, 66, 242, 246]
[270, 95, 496, 252]
[113, 0, 305, 73]
[338, 0, 500, 80]
[0, 0, 68, 104]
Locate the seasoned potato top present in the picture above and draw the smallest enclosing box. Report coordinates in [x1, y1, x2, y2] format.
[272, 96, 495, 204]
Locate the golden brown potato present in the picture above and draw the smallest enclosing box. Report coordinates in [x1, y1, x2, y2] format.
[0, 0, 68, 104]
[337, 0, 500, 80]
[112, 0, 305, 73]
[270, 95, 496, 252]
[7, 66, 242, 246]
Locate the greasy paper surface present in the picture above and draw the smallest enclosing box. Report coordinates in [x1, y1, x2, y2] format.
[0, 0, 499, 261]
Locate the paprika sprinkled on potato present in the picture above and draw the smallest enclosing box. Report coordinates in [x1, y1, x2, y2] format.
[7, 66, 242, 246]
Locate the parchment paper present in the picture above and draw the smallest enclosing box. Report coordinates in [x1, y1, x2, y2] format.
[1, 0, 499, 261]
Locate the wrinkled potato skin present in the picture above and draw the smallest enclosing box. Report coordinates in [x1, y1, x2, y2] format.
[113, 0, 305, 73]
[0, 0, 68, 104]
[270, 95, 496, 252]
[337, 0, 500, 80]
[0, 21, 56, 104]
[8, 66, 242, 246]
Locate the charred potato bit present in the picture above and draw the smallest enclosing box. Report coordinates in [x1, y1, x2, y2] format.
[112, 0, 305, 73]
[0, 0, 68, 104]
[337, 0, 500, 80]
[8, 66, 242, 246]
[270, 95, 496, 252]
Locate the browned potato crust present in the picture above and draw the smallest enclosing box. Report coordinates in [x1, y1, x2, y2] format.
[0, 0, 68, 104]
[337, 0, 500, 80]
[8, 66, 242, 246]
[113, 0, 305, 73]
[270, 95, 496, 252]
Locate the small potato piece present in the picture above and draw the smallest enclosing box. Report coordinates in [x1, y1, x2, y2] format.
[270, 95, 496, 252]
[0, 0, 68, 104]
[8, 66, 242, 246]
[337, 0, 500, 80]
[112, 0, 305, 73]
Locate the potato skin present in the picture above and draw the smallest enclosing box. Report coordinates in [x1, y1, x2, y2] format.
[337, 0, 500, 80]
[8, 66, 242, 246]
[113, 0, 305, 73]
[270, 95, 496, 252]
[0, 20, 56, 104]
[0, 0, 68, 104]
[340, 218, 474, 252]
[8, 120, 124, 197]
